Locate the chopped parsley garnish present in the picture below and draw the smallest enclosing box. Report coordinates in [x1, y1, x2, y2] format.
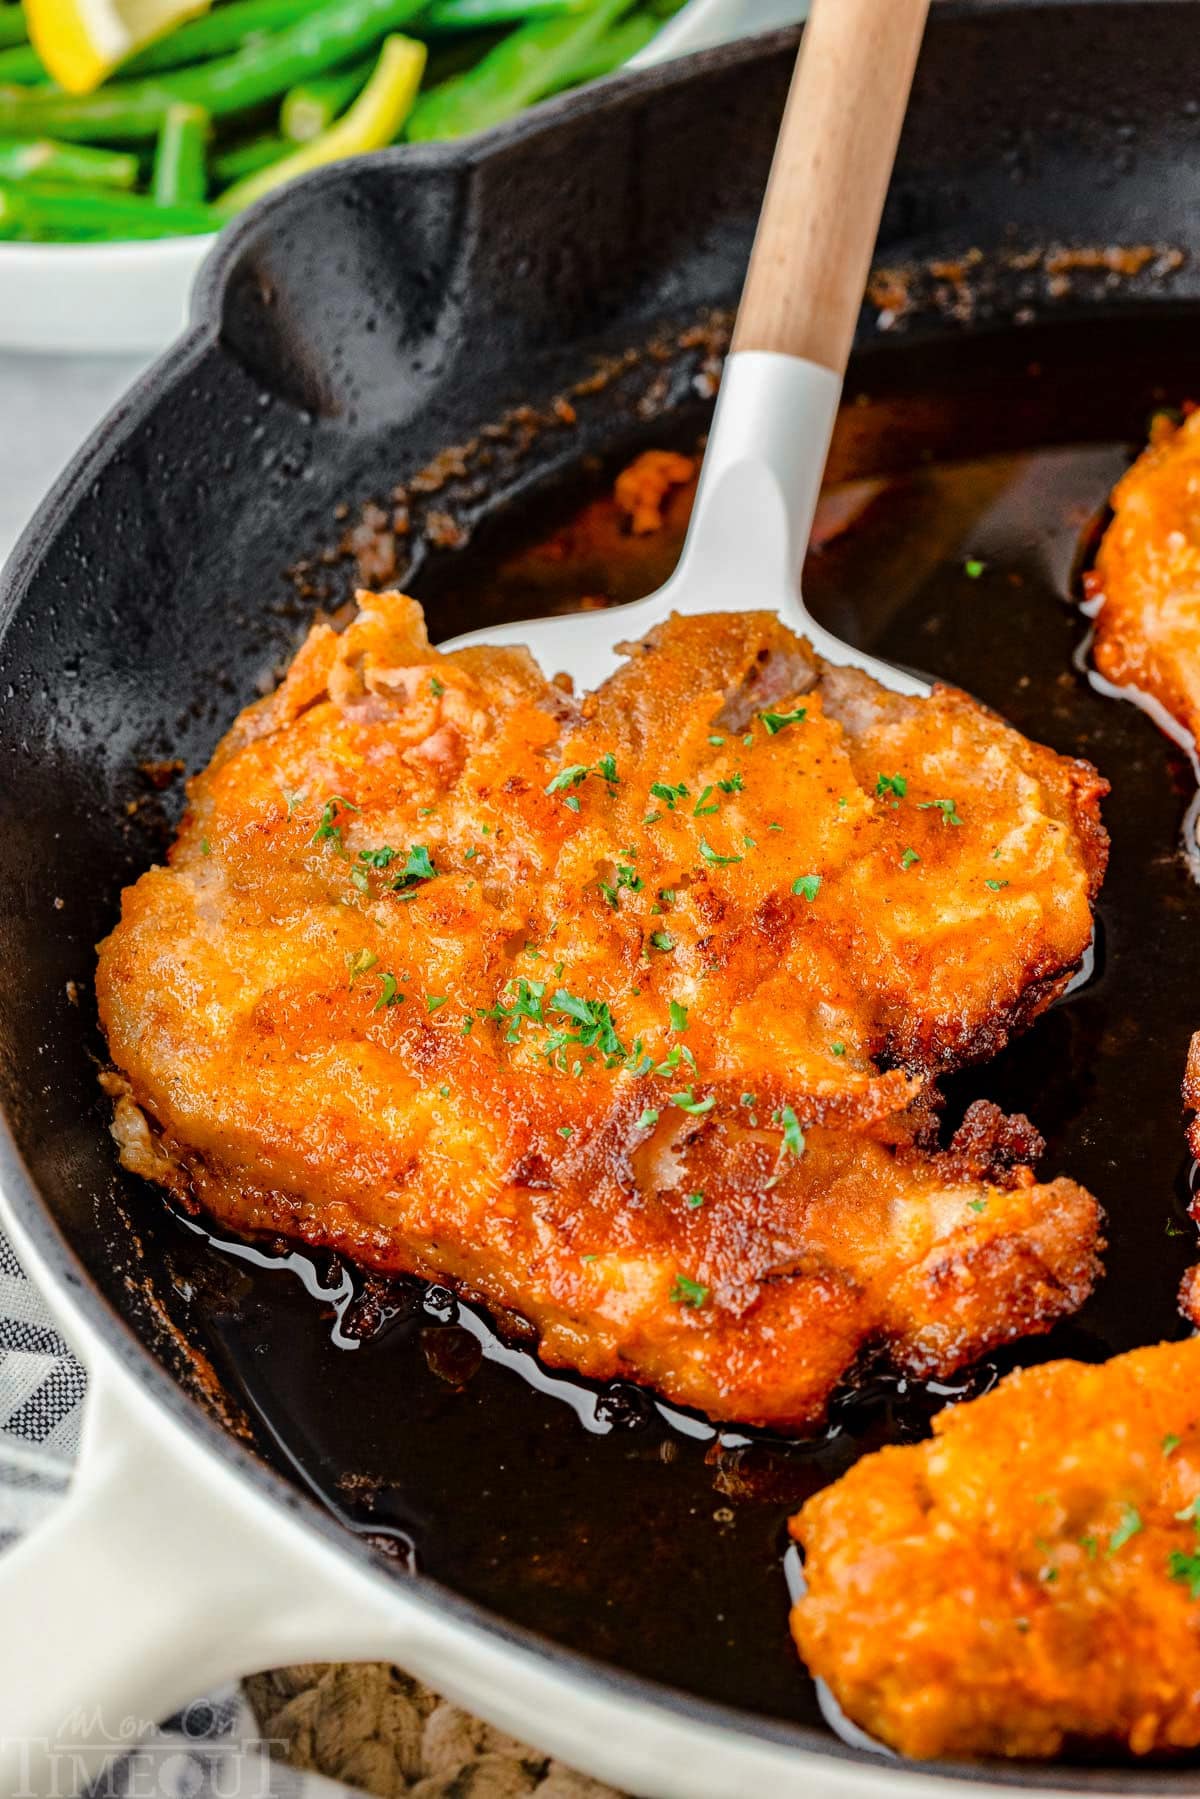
[669, 999, 689, 1032]
[670, 1087, 714, 1115]
[1169, 1547, 1200, 1598]
[464, 847, 479, 861]
[546, 763, 590, 795]
[964, 558, 986, 579]
[969, 1198, 987, 1214]
[425, 995, 448, 1013]
[1108, 1504, 1142, 1556]
[685, 1192, 705, 1209]
[698, 836, 742, 867]
[692, 784, 719, 817]
[392, 844, 436, 889]
[708, 734, 725, 746]
[670, 1273, 709, 1307]
[986, 878, 1009, 891]
[831, 1041, 846, 1057]
[549, 990, 625, 1060]
[637, 1107, 660, 1130]
[875, 773, 907, 800]
[558, 1124, 574, 1140]
[599, 862, 644, 909]
[901, 847, 920, 869]
[546, 754, 619, 805]
[312, 793, 359, 850]
[740, 1091, 756, 1107]
[650, 931, 676, 952]
[373, 973, 404, 1011]
[779, 1104, 805, 1158]
[760, 707, 807, 735]
[717, 772, 744, 794]
[920, 797, 964, 826]
[649, 780, 689, 811]
[346, 948, 378, 986]
[200, 838, 211, 857]
[792, 874, 821, 901]
[358, 845, 399, 870]
[1169, 1497, 1200, 1596]
[486, 977, 546, 1042]
[1164, 1434, 1183, 1457]
[430, 674, 445, 697]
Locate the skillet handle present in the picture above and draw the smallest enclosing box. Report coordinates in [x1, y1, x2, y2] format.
[0, 1350, 404, 1797]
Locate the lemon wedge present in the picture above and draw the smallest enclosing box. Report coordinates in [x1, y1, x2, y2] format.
[25, 0, 212, 95]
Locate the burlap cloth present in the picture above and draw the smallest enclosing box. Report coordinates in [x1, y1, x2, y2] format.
[244, 1665, 625, 1799]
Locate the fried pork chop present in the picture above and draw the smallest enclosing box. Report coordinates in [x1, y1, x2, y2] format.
[1089, 407, 1200, 742]
[791, 1338, 1200, 1760]
[96, 595, 1107, 1429]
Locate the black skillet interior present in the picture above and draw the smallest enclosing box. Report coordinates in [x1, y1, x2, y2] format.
[5, 3, 1200, 1784]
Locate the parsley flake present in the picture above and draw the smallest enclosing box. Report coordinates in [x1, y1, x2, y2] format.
[650, 931, 676, 952]
[669, 999, 689, 1032]
[964, 558, 986, 579]
[901, 847, 920, 869]
[875, 773, 907, 800]
[373, 973, 404, 1011]
[760, 708, 807, 735]
[425, 995, 448, 1013]
[670, 1273, 709, 1307]
[831, 1042, 846, 1057]
[1165, 1434, 1183, 1457]
[986, 878, 1009, 891]
[792, 874, 821, 901]
[685, 1192, 705, 1209]
[392, 844, 436, 889]
[558, 1124, 574, 1140]
[920, 797, 963, 826]
[430, 674, 445, 697]
[346, 948, 378, 986]
[649, 780, 689, 811]
[698, 836, 742, 867]
[312, 793, 359, 851]
[779, 1104, 805, 1158]
[1108, 1504, 1142, 1556]
[637, 1107, 660, 1130]
[708, 734, 725, 747]
[670, 1087, 714, 1116]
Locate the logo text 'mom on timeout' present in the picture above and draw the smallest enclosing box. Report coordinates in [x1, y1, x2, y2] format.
[4, 1710, 283, 1797]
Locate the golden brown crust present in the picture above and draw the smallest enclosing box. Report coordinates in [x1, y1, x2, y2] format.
[96, 595, 1106, 1429]
[791, 1339, 1200, 1761]
[1089, 408, 1200, 742]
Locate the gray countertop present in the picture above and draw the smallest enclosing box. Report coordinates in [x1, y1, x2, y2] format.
[0, 352, 149, 568]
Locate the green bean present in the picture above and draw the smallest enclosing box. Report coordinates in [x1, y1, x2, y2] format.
[121, 0, 323, 78]
[422, 0, 585, 29]
[0, 0, 429, 142]
[563, 10, 660, 83]
[0, 46, 48, 85]
[218, 32, 424, 212]
[406, 0, 636, 139]
[0, 179, 219, 240]
[0, 8, 27, 51]
[153, 102, 209, 204]
[280, 56, 373, 142]
[0, 136, 139, 187]
[212, 133, 291, 183]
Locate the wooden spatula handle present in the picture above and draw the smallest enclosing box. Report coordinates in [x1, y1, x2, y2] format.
[731, 0, 930, 374]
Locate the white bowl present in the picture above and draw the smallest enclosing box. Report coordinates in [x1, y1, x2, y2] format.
[0, 0, 807, 355]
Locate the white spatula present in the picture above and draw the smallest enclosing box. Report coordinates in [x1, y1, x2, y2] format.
[441, 0, 931, 698]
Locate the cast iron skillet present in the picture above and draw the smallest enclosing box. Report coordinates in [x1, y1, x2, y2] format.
[5, 3, 1200, 1786]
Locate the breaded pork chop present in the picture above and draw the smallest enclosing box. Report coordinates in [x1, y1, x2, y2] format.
[96, 596, 1106, 1428]
[791, 1339, 1200, 1761]
[1089, 408, 1200, 742]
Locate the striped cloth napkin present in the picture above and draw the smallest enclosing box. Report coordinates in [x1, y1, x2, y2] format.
[0, 1225, 363, 1799]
